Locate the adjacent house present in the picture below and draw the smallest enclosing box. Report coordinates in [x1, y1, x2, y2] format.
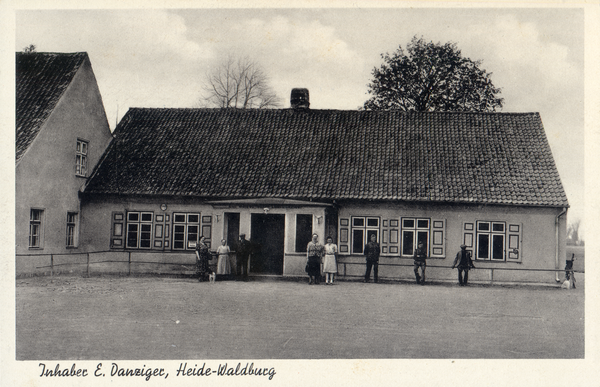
[16, 52, 113, 274]
[80, 90, 569, 284]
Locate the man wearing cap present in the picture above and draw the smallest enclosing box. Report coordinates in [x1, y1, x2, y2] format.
[413, 241, 428, 285]
[452, 244, 475, 286]
[236, 234, 251, 281]
[363, 234, 380, 283]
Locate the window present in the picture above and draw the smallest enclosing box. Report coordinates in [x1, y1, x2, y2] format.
[66, 212, 78, 247]
[29, 209, 43, 248]
[76, 139, 88, 177]
[463, 221, 522, 262]
[295, 214, 313, 252]
[401, 218, 429, 257]
[351, 217, 379, 254]
[476, 221, 505, 261]
[126, 212, 153, 249]
[173, 213, 200, 250]
[340, 215, 444, 256]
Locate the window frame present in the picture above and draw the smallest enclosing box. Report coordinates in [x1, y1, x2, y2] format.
[126, 211, 154, 249]
[351, 216, 380, 254]
[401, 217, 430, 257]
[172, 212, 201, 250]
[475, 221, 506, 261]
[66, 212, 78, 248]
[29, 208, 44, 248]
[75, 139, 88, 177]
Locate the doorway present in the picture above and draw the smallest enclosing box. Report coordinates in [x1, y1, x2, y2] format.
[225, 212, 240, 247]
[250, 214, 285, 275]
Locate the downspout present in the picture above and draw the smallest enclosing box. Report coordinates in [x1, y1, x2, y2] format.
[555, 207, 567, 282]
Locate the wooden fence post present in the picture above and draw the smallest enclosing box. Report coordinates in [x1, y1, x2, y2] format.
[50, 254, 53, 277]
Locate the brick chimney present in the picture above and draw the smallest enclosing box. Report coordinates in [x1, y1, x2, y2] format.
[290, 88, 309, 109]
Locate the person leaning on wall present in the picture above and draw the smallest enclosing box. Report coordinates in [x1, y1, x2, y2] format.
[413, 241, 427, 285]
[451, 244, 475, 286]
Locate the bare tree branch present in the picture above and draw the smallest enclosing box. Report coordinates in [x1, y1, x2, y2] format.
[200, 56, 282, 109]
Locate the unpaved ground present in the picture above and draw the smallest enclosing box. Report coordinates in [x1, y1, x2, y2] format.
[16, 276, 584, 359]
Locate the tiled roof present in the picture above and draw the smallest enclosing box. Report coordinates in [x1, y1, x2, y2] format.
[85, 108, 568, 207]
[16, 52, 88, 163]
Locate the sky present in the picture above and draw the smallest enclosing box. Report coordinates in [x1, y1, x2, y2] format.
[12, 5, 586, 234]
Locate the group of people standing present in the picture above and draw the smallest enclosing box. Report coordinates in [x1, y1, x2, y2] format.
[305, 234, 338, 285]
[196, 231, 476, 286]
[307, 233, 476, 286]
[194, 234, 253, 282]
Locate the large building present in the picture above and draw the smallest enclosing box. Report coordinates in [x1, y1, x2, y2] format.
[76, 90, 569, 284]
[16, 52, 113, 274]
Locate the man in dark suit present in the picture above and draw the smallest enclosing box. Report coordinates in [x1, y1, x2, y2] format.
[364, 234, 380, 283]
[452, 244, 475, 286]
[236, 234, 251, 281]
[413, 241, 428, 285]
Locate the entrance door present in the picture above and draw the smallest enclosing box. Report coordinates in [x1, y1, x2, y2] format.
[225, 213, 240, 247]
[250, 214, 285, 274]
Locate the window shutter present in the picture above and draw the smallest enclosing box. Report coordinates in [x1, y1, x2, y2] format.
[462, 222, 475, 258]
[338, 218, 350, 255]
[507, 223, 523, 262]
[430, 219, 446, 258]
[110, 212, 124, 249]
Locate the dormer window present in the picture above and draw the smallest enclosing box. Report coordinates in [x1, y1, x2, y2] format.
[76, 139, 88, 177]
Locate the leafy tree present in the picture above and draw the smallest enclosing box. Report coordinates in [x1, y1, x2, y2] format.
[200, 56, 282, 109]
[364, 36, 503, 112]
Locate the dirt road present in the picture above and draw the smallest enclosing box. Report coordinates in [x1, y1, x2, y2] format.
[16, 275, 584, 359]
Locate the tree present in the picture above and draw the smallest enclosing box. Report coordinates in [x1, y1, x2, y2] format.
[364, 36, 503, 112]
[567, 220, 584, 246]
[200, 56, 282, 109]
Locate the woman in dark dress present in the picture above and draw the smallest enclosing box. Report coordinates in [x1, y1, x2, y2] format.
[305, 233, 324, 285]
[195, 236, 211, 281]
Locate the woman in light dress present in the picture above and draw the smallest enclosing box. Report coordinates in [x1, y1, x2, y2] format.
[216, 239, 231, 280]
[323, 236, 338, 285]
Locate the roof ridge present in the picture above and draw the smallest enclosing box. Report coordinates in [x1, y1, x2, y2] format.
[16, 51, 89, 56]
[124, 107, 540, 115]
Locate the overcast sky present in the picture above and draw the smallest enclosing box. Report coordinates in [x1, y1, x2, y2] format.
[14, 6, 585, 232]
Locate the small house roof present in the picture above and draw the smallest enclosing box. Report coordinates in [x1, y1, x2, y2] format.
[84, 108, 568, 207]
[16, 52, 88, 163]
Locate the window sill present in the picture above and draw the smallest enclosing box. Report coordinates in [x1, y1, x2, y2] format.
[474, 260, 522, 264]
